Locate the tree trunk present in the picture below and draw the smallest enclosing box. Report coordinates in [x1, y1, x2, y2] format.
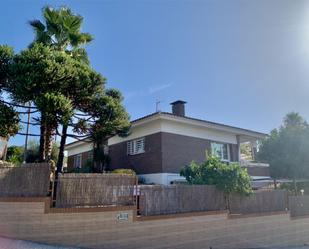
[39, 114, 46, 162]
[2, 137, 8, 161]
[274, 179, 277, 189]
[56, 124, 68, 174]
[94, 142, 100, 172]
[293, 177, 298, 195]
[44, 124, 52, 161]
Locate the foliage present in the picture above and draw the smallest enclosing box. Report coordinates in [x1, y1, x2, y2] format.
[180, 156, 252, 195]
[3, 42, 104, 159]
[6, 146, 23, 165]
[7, 43, 101, 105]
[0, 45, 14, 90]
[257, 112, 309, 182]
[112, 168, 136, 175]
[5, 140, 59, 165]
[67, 159, 94, 173]
[24, 140, 59, 163]
[83, 90, 130, 172]
[29, 6, 92, 63]
[279, 181, 309, 195]
[240, 143, 252, 160]
[0, 6, 130, 175]
[0, 102, 20, 138]
[88, 90, 131, 141]
[27, 6, 128, 173]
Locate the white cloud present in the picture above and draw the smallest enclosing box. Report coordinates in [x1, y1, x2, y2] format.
[148, 83, 173, 94]
[124, 82, 173, 102]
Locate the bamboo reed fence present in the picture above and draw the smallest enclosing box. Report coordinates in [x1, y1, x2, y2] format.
[56, 173, 137, 208]
[0, 163, 50, 197]
[139, 184, 226, 216]
[229, 190, 288, 215]
[289, 195, 309, 217]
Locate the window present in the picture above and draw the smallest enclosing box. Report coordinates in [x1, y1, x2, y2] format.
[73, 154, 82, 168]
[127, 137, 145, 155]
[211, 142, 230, 161]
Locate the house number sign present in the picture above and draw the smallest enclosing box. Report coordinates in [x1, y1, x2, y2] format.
[117, 212, 129, 221]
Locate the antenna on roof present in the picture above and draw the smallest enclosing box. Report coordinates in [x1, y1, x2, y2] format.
[156, 100, 162, 112]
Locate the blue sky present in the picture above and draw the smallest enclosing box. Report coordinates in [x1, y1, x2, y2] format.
[1, 0, 309, 146]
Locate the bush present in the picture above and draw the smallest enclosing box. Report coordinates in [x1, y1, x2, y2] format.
[280, 181, 309, 195]
[180, 156, 252, 195]
[112, 168, 136, 175]
[66, 159, 94, 173]
[67, 165, 93, 173]
[6, 146, 23, 165]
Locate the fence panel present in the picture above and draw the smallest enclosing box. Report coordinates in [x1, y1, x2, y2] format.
[0, 163, 50, 197]
[289, 195, 309, 218]
[139, 185, 226, 216]
[229, 190, 288, 215]
[56, 173, 136, 208]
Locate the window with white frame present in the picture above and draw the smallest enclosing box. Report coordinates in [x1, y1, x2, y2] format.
[127, 137, 145, 155]
[211, 142, 230, 161]
[73, 154, 82, 168]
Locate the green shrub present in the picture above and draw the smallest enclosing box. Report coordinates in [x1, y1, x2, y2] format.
[67, 165, 93, 173]
[6, 145, 23, 165]
[112, 168, 136, 175]
[180, 156, 252, 195]
[280, 181, 309, 195]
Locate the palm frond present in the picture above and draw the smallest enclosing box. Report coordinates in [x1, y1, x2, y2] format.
[80, 33, 93, 43]
[71, 48, 90, 64]
[29, 20, 46, 32]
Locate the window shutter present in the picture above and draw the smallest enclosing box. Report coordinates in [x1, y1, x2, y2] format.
[127, 137, 145, 155]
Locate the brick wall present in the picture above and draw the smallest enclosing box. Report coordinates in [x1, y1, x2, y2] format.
[109, 133, 163, 174]
[67, 150, 93, 171]
[108, 132, 239, 174]
[1, 198, 309, 249]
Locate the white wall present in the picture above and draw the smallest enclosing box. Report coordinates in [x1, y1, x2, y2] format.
[108, 115, 237, 146]
[161, 118, 237, 144]
[108, 118, 162, 146]
[66, 143, 93, 156]
[139, 173, 186, 185]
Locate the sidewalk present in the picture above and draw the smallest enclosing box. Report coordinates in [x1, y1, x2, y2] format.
[0, 237, 81, 249]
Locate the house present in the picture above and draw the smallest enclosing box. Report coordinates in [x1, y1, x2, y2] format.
[65, 100, 270, 185]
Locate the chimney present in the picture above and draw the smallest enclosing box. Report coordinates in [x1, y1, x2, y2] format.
[170, 100, 187, 116]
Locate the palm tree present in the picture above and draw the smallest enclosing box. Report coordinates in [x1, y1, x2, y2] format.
[283, 112, 307, 129]
[29, 6, 93, 165]
[29, 6, 92, 62]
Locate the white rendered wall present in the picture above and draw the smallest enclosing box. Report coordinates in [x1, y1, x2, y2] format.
[108, 116, 237, 146]
[139, 173, 186, 185]
[66, 143, 93, 156]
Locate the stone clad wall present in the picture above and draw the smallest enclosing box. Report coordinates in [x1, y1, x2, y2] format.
[1, 198, 309, 249]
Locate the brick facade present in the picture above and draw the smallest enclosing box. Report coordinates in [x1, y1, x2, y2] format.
[67, 150, 93, 171]
[109, 133, 163, 174]
[108, 132, 240, 174]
